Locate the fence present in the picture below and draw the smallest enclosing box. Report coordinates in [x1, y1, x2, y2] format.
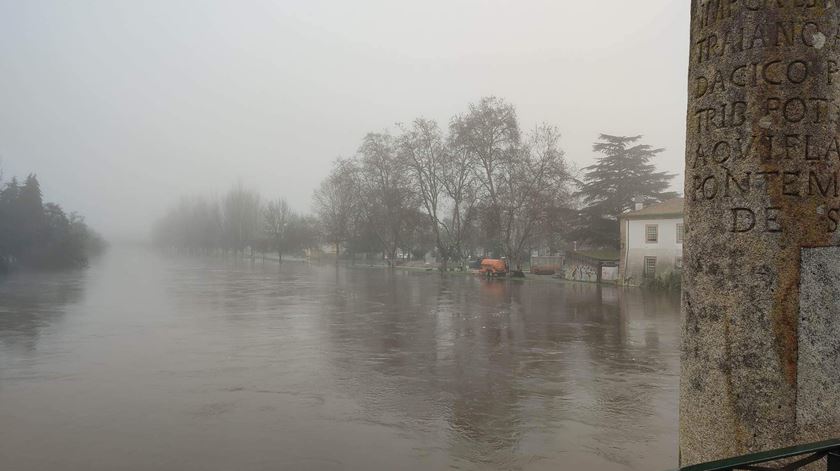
[530, 255, 563, 275]
[678, 439, 840, 471]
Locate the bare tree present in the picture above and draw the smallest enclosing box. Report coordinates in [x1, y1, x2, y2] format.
[222, 182, 261, 256]
[306, 97, 572, 274]
[449, 97, 520, 254]
[441, 132, 479, 266]
[312, 158, 360, 259]
[286, 213, 320, 256]
[497, 124, 571, 270]
[263, 198, 291, 261]
[357, 132, 417, 265]
[397, 118, 450, 269]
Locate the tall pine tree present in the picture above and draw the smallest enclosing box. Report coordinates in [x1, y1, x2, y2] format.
[0, 170, 103, 271]
[17, 174, 46, 256]
[0, 177, 21, 259]
[574, 134, 677, 248]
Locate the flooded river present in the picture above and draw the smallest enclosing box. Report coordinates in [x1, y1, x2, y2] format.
[0, 247, 680, 471]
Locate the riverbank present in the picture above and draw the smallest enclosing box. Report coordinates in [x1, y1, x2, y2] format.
[242, 253, 681, 292]
[337, 259, 621, 287]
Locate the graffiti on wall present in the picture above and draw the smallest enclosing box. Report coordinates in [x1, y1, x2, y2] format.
[564, 263, 597, 282]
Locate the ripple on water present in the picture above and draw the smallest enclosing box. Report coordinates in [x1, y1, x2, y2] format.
[0, 250, 681, 471]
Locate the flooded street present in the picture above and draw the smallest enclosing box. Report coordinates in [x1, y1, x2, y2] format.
[0, 247, 680, 471]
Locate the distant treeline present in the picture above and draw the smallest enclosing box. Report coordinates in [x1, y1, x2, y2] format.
[153, 185, 319, 261]
[0, 173, 106, 272]
[155, 96, 677, 269]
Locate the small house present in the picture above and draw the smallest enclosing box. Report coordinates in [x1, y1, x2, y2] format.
[619, 198, 684, 285]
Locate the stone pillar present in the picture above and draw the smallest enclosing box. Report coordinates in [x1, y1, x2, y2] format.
[683, 1, 840, 466]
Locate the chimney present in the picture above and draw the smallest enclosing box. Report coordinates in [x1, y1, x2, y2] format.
[633, 197, 644, 211]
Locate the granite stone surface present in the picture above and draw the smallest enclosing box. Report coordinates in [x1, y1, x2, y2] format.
[798, 248, 840, 437]
[683, 1, 840, 466]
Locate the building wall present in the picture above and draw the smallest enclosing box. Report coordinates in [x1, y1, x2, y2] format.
[621, 217, 683, 285]
[601, 265, 619, 281]
[562, 260, 599, 282]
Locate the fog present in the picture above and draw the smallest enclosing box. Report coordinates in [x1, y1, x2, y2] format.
[0, 0, 689, 238]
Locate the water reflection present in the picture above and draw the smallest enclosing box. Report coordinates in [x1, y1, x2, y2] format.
[0, 248, 679, 471]
[312, 269, 680, 470]
[0, 270, 87, 354]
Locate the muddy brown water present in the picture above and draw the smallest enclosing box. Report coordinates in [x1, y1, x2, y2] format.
[0, 246, 680, 470]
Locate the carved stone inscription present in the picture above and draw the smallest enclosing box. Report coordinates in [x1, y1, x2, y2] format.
[689, 6, 840, 234]
[682, 1, 840, 467]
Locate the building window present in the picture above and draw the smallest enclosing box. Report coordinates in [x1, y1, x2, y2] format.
[645, 224, 658, 243]
[644, 256, 657, 278]
[676, 256, 683, 270]
[676, 223, 685, 244]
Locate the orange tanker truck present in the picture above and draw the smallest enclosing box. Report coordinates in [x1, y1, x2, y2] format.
[479, 258, 508, 277]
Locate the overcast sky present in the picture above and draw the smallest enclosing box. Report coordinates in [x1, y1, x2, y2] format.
[0, 0, 689, 238]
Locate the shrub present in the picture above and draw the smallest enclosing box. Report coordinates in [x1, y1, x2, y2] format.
[642, 271, 682, 292]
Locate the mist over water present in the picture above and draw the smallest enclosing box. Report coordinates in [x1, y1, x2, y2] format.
[0, 247, 679, 470]
[0, 2, 695, 469]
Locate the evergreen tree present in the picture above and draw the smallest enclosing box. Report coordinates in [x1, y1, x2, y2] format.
[0, 177, 21, 261]
[574, 134, 677, 248]
[0, 170, 103, 272]
[0, 180, 10, 249]
[20, 174, 43, 211]
[17, 174, 46, 256]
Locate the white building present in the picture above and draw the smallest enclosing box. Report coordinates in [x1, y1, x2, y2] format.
[619, 198, 684, 285]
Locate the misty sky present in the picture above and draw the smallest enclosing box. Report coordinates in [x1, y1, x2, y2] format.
[0, 1, 689, 238]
